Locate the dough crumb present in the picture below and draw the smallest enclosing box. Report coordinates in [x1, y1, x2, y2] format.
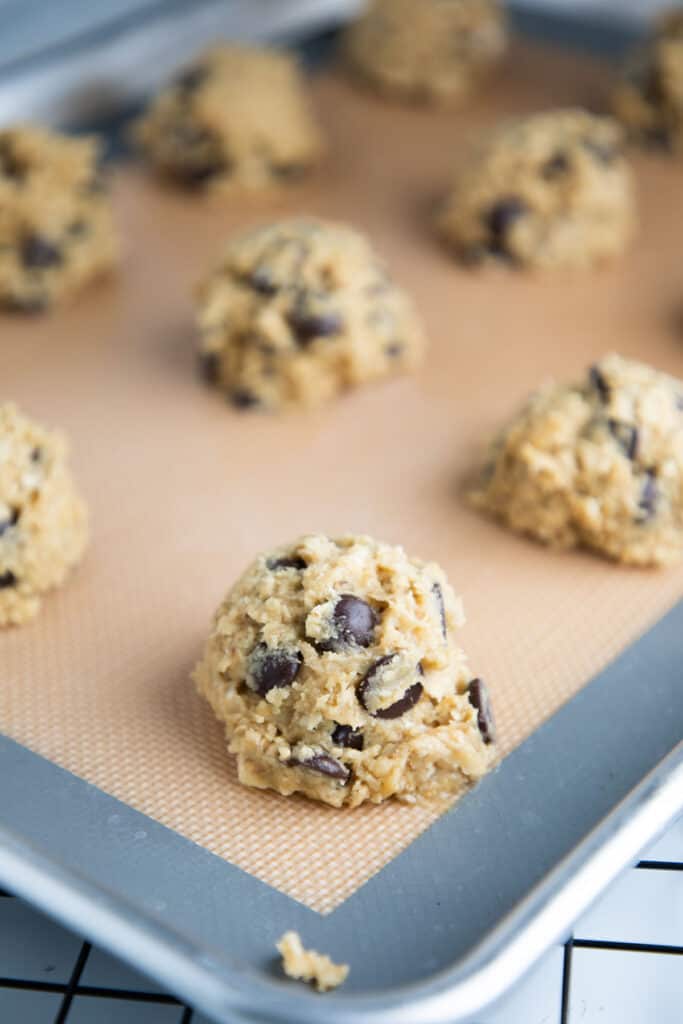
[277, 931, 348, 992]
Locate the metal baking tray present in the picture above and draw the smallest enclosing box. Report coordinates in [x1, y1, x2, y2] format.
[1, 5, 682, 1022]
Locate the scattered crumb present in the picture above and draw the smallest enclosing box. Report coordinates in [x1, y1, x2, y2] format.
[277, 930, 349, 992]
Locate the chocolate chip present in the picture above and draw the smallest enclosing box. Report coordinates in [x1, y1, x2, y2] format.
[175, 64, 209, 94]
[357, 655, 424, 719]
[176, 157, 227, 187]
[467, 678, 495, 744]
[21, 236, 62, 269]
[637, 470, 658, 521]
[249, 644, 302, 696]
[0, 570, 17, 589]
[0, 508, 19, 537]
[331, 723, 364, 750]
[542, 151, 570, 179]
[295, 752, 350, 783]
[484, 197, 527, 258]
[230, 390, 260, 409]
[432, 582, 447, 639]
[643, 68, 665, 106]
[331, 594, 378, 648]
[644, 125, 673, 151]
[248, 268, 278, 296]
[169, 125, 227, 186]
[608, 419, 638, 460]
[271, 163, 306, 181]
[267, 555, 307, 571]
[385, 343, 403, 359]
[288, 309, 343, 346]
[199, 351, 220, 385]
[0, 141, 25, 181]
[30, 447, 41, 463]
[67, 220, 89, 239]
[589, 364, 610, 402]
[582, 138, 619, 165]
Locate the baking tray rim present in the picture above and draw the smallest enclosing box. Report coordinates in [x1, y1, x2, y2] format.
[0, 737, 681, 1023]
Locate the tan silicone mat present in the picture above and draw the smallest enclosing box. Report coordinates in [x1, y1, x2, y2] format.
[2, 41, 682, 915]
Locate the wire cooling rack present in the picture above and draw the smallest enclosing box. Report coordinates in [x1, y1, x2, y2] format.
[0, 817, 681, 1024]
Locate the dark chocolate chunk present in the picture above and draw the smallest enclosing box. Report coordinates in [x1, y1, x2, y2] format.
[432, 582, 447, 639]
[582, 137, 619, 165]
[637, 470, 658, 521]
[0, 508, 19, 537]
[176, 157, 228, 187]
[484, 197, 528, 258]
[0, 141, 25, 181]
[169, 124, 227, 186]
[67, 219, 89, 239]
[175, 64, 209, 94]
[0, 570, 17, 589]
[248, 268, 278, 296]
[288, 309, 342, 346]
[230, 390, 260, 409]
[331, 594, 378, 648]
[643, 125, 673, 151]
[295, 751, 350, 783]
[608, 419, 638, 460]
[385, 343, 403, 359]
[331, 723, 364, 751]
[467, 678, 495, 744]
[589, 364, 610, 402]
[267, 555, 307, 571]
[542, 151, 570, 179]
[199, 351, 220, 385]
[249, 644, 302, 696]
[357, 655, 424, 720]
[30, 447, 41, 463]
[21, 236, 62, 269]
[271, 163, 306, 182]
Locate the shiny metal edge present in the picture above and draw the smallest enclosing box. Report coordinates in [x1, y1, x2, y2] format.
[0, 744, 681, 1024]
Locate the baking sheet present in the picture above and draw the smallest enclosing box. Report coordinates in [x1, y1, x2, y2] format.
[1, 39, 682, 916]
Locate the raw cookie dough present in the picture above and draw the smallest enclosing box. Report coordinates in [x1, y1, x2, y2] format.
[470, 355, 683, 567]
[134, 44, 323, 191]
[277, 932, 348, 992]
[0, 126, 118, 312]
[344, 0, 507, 105]
[193, 534, 496, 808]
[196, 218, 425, 411]
[613, 9, 683, 154]
[0, 404, 88, 626]
[437, 109, 636, 270]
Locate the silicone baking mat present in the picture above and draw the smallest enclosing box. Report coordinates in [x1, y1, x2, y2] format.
[1, 40, 682, 915]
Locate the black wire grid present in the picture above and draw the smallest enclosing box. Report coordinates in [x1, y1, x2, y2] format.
[1, 853, 682, 1023]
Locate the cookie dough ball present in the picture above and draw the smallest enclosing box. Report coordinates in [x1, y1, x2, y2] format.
[0, 126, 118, 312]
[613, 9, 683, 154]
[438, 110, 636, 270]
[471, 355, 683, 567]
[196, 218, 425, 411]
[193, 534, 496, 808]
[345, 0, 507, 106]
[0, 404, 88, 626]
[134, 45, 323, 191]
